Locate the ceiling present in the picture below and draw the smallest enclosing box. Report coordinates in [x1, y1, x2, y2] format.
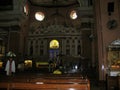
[28, 0, 79, 7]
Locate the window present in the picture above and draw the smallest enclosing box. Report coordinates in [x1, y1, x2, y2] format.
[40, 49, 43, 55]
[30, 45, 33, 56]
[24, 4, 29, 15]
[88, 0, 93, 6]
[35, 12, 45, 21]
[77, 45, 81, 55]
[70, 10, 77, 20]
[50, 40, 59, 49]
[66, 49, 70, 55]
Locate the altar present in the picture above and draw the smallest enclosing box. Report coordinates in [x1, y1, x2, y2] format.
[106, 39, 120, 90]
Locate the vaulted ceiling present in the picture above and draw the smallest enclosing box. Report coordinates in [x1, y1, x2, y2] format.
[28, 0, 79, 7]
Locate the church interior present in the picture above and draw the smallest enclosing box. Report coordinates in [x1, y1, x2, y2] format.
[0, 0, 120, 90]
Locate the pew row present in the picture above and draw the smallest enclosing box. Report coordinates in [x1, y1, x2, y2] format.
[0, 78, 90, 90]
[0, 82, 90, 90]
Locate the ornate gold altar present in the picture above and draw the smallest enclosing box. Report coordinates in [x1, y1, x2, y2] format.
[107, 39, 120, 76]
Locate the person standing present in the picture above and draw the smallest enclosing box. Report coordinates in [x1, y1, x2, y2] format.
[5, 51, 16, 76]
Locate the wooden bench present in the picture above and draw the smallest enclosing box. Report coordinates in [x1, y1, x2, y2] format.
[106, 76, 120, 90]
[30, 78, 88, 84]
[0, 79, 90, 90]
[0, 74, 90, 90]
[0, 82, 90, 90]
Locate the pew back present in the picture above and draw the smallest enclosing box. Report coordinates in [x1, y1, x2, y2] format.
[0, 74, 90, 90]
[0, 82, 90, 90]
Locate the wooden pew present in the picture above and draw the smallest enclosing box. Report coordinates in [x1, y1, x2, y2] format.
[106, 76, 120, 90]
[30, 78, 88, 84]
[0, 82, 90, 90]
[0, 74, 90, 90]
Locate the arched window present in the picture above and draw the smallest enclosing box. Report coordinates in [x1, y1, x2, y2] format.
[50, 39, 59, 49]
[35, 12, 45, 21]
[70, 10, 77, 20]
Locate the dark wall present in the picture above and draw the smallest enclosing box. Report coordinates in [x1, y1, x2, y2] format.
[0, 0, 13, 11]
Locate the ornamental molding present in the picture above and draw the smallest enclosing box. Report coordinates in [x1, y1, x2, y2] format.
[29, 24, 80, 36]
